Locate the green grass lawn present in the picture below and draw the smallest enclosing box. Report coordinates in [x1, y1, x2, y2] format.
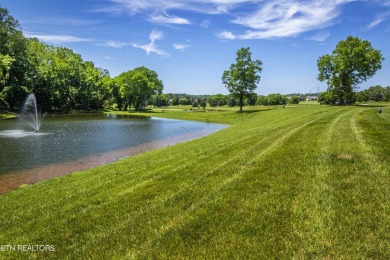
[1, 104, 389, 258]
[0, 111, 17, 119]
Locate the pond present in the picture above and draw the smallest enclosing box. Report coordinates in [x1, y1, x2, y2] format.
[0, 114, 227, 193]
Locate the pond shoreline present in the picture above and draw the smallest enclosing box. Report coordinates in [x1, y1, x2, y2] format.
[0, 127, 226, 194]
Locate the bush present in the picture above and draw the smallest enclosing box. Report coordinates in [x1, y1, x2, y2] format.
[208, 94, 227, 107]
[179, 98, 190, 105]
[257, 95, 267, 105]
[288, 96, 300, 104]
[228, 98, 237, 107]
[200, 100, 207, 109]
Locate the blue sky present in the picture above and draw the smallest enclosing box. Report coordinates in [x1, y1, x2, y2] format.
[2, 0, 390, 95]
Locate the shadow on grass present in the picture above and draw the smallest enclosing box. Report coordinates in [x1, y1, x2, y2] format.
[235, 107, 277, 114]
[355, 103, 390, 108]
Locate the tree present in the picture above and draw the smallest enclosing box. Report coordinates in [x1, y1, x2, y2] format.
[172, 95, 180, 106]
[257, 95, 267, 105]
[207, 94, 226, 107]
[356, 85, 390, 102]
[179, 98, 189, 106]
[317, 36, 384, 104]
[222, 47, 262, 112]
[245, 92, 257, 106]
[0, 53, 14, 86]
[200, 99, 207, 109]
[288, 96, 300, 104]
[227, 97, 237, 107]
[130, 67, 163, 111]
[267, 93, 286, 105]
[0, 6, 29, 110]
[115, 67, 163, 111]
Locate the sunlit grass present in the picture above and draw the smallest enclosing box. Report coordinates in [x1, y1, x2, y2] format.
[0, 111, 17, 119]
[0, 104, 389, 258]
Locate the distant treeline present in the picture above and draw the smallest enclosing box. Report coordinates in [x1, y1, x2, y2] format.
[149, 93, 302, 108]
[355, 85, 390, 102]
[318, 85, 390, 104]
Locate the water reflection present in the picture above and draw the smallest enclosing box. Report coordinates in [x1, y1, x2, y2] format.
[0, 114, 226, 175]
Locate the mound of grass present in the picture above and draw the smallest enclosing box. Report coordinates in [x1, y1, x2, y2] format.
[0, 105, 389, 258]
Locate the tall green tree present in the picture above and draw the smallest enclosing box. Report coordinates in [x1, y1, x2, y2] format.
[115, 67, 163, 111]
[25, 39, 56, 110]
[132, 67, 163, 111]
[317, 36, 384, 104]
[222, 47, 262, 112]
[78, 62, 110, 109]
[0, 6, 29, 110]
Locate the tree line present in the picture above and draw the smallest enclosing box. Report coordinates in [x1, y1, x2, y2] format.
[0, 6, 162, 112]
[148, 93, 300, 108]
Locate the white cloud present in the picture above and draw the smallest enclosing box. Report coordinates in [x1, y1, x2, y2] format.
[367, 18, 384, 29]
[104, 40, 131, 48]
[149, 29, 164, 41]
[24, 32, 92, 44]
[148, 13, 191, 25]
[231, 0, 353, 39]
[309, 32, 330, 42]
[102, 0, 355, 39]
[104, 0, 252, 16]
[217, 31, 236, 40]
[99, 0, 256, 26]
[200, 19, 210, 28]
[173, 43, 191, 51]
[131, 29, 169, 57]
[367, 11, 390, 29]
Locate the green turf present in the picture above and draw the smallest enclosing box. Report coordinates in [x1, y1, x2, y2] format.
[0, 104, 389, 258]
[0, 112, 17, 119]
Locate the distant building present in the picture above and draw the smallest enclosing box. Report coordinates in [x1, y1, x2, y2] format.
[306, 95, 318, 101]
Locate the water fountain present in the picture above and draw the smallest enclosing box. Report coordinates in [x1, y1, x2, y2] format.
[20, 93, 44, 132]
[0, 93, 47, 138]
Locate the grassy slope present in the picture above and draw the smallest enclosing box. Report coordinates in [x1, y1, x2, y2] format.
[0, 104, 389, 258]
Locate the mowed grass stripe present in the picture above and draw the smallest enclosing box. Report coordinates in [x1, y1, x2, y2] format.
[129, 108, 350, 256]
[133, 108, 350, 258]
[301, 107, 390, 258]
[288, 108, 354, 258]
[62, 107, 340, 256]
